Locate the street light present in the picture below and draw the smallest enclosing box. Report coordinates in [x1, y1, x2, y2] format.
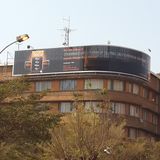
[0, 34, 29, 54]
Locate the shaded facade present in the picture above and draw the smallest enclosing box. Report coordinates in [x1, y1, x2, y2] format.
[1, 45, 160, 139]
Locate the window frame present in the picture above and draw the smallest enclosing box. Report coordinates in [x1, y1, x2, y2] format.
[111, 102, 126, 114]
[84, 79, 103, 90]
[133, 83, 139, 95]
[35, 81, 52, 92]
[59, 102, 73, 113]
[60, 79, 77, 91]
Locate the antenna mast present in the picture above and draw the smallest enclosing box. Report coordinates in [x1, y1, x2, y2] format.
[60, 17, 74, 47]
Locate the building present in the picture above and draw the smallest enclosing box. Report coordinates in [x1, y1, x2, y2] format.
[1, 45, 160, 139]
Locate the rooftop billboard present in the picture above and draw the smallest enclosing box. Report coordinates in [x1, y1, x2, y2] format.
[13, 45, 150, 80]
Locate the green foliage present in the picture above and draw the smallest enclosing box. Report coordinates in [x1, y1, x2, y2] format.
[0, 78, 61, 159]
[0, 102, 60, 144]
[0, 143, 43, 160]
[0, 78, 29, 101]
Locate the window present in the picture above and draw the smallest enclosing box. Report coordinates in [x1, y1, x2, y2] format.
[156, 96, 159, 104]
[130, 105, 139, 117]
[59, 102, 73, 113]
[60, 80, 76, 90]
[142, 88, 148, 98]
[107, 80, 113, 90]
[85, 79, 103, 89]
[133, 84, 139, 95]
[113, 80, 124, 91]
[129, 128, 137, 139]
[85, 101, 102, 113]
[152, 114, 158, 125]
[128, 83, 132, 93]
[143, 110, 147, 121]
[150, 91, 158, 104]
[111, 102, 125, 114]
[108, 80, 124, 91]
[35, 81, 52, 92]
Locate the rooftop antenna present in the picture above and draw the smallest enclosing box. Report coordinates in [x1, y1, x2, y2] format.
[107, 40, 111, 45]
[59, 17, 75, 47]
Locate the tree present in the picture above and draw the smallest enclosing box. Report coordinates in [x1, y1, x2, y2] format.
[40, 90, 126, 160]
[0, 78, 60, 159]
[111, 138, 153, 160]
[150, 141, 160, 160]
[39, 89, 160, 160]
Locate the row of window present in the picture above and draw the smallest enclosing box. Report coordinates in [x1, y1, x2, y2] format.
[60, 102, 101, 113]
[111, 102, 158, 125]
[59, 101, 158, 125]
[128, 127, 155, 139]
[35, 79, 103, 91]
[34, 79, 159, 104]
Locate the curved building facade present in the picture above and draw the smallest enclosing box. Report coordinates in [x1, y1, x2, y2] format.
[2, 45, 160, 139]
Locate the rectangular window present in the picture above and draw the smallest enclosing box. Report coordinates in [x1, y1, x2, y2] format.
[156, 96, 159, 105]
[129, 128, 137, 139]
[85, 79, 103, 89]
[35, 81, 52, 92]
[143, 110, 147, 121]
[142, 88, 148, 98]
[107, 80, 113, 90]
[108, 80, 124, 91]
[152, 114, 158, 125]
[60, 80, 76, 90]
[113, 80, 124, 91]
[111, 102, 125, 114]
[59, 102, 73, 113]
[128, 83, 132, 93]
[130, 105, 139, 117]
[133, 84, 139, 95]
[85, 101, 102, 113]
[150, 92, 159, 104]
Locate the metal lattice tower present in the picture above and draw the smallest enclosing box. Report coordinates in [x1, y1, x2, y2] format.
[59, 17, 75, 47]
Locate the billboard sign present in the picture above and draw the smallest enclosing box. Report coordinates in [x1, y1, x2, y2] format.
[84, 46, 150, 80]
[13, 45, 150, 80]
[13, 47, 84, 75]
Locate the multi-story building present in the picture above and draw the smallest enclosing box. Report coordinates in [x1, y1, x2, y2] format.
[1, 45, 160, 139]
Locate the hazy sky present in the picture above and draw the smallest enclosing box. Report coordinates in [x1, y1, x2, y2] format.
[0, 0, 160, 73]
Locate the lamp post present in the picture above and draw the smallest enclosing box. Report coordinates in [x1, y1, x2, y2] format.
[0, 34, 29, 54]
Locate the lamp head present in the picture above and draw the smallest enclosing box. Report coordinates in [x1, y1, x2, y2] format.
[16, 34, 29, 42]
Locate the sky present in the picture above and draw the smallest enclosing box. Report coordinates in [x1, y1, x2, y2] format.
[0, 0, 160, 73]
